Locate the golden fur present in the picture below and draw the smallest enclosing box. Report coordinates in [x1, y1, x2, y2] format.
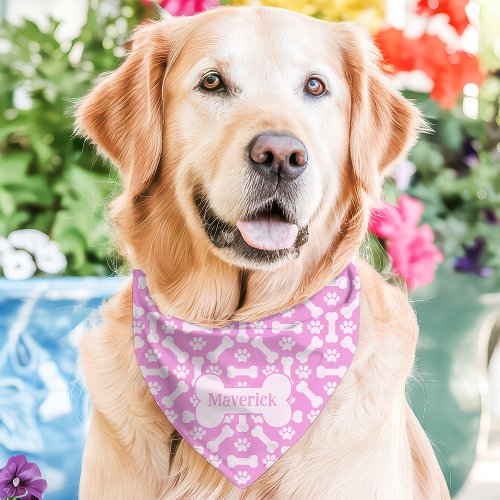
[76, 6, 449, 499]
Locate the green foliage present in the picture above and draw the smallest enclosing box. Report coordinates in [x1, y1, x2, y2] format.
[400, 90, 500, 271]
[0, 1, 142, 275]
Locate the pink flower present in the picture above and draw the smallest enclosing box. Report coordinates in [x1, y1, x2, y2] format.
[369, 195, 443, 288]
[142, 0, 219, 16]
[386, 224, 444, 288]
[369, 194, 423, 239]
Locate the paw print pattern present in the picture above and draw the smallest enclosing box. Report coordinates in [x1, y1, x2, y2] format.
[173, 365, 190, 379]
[279, 337, 295, 350]
[189, 336, 206, 351]
[207, 364, 222, 375]
[295, 365, 311, 379]
[307, 410, 320, 422]
[352, 275, 360, 289]
[324, 348, 340, 363]
[235, 438, 251, 452]
[235, 471, 251, 485]
[145, 348, 161, 363]
[307, 320, 323, 335]
[133, 320, 144, 334]
[250, 321, 265, 334]
[190, 426, 206, 440]
[279, 426, 295, 440]
[234, 348, 251, 362]
[164, 409, 177, 423]
[147, 381, 161, 395]
[161, 320, 175, 335]
[324, 292, 340, 306]
[263, 454, 276, 468]
[132, 263, 360, 486]
[209, 454, 222, 467]
[340, 320, 356, 335]
[323, 381, 337, 395]
[262, 365, 277, 376]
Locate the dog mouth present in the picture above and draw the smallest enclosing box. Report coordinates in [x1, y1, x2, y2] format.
[236, 202, 299, 251]
[193, 190, 309, 264]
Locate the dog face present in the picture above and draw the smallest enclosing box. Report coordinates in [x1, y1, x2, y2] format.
[77, 7, 419, 273]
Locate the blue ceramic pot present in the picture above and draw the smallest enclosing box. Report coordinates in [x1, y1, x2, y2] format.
[0, 277, 122, 500]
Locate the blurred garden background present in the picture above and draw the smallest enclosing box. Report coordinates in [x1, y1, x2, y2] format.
[0, 0, 499, 498]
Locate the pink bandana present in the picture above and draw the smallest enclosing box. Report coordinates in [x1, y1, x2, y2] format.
[132, 262, 359, 489]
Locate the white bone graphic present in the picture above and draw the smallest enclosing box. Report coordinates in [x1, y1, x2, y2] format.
[236, 324, 249, 343]
[292, 410, 303, 423]
[133, 303, 144, 319]
[137, 275, 147, 289]
[281, 445, 291, 454]
[195, 373, 291, 428]
[296, 336, 323, 363]
[182, 321, 212, 334]
[251, 425, 278, 453]
[227, 455, 258, 468]
[182, 410, 195, 423]
[161, 336, 189, 363]
[207, 425, 234, 452]
[140, 365, 168, 379]
[207, 336, 234, 363]
[341, 335, 356, 354]
[134, 336, 144, 348]
[281, 357, 293, 377]
[296, 380, 323, 408]
[251, 337, 278, 362]
[316, 365, 347, 379]
[304, 299, 323, 319]
[325, 311, 339, 343]
[227, 365, 258, 379]
[341, 291, 360, 319]
[146, 311, 160, 343]
[271, 321, 302, 334]
[192, 357, 204, 380]
[161, 380, 189, 408]
[329, 276, 347, 289]
[236, 415, 249, 432]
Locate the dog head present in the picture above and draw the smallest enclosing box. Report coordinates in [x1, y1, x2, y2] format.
[77, 6, 420, 275]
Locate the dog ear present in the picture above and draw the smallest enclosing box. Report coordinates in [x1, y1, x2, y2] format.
[336, 24, 422, 201]
[76, 21, 169, 197]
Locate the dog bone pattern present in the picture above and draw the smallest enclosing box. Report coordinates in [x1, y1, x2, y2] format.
[227, 365, 258, 378]
[132, 261, 359, 489]
[207, 336, 235, 363]
[271, 320, 302, 334]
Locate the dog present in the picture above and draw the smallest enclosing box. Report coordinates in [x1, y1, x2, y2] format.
[76, 6, 450, 499]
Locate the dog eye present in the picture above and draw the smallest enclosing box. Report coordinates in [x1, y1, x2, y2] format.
[200, 72, 225, 92]
[305, 77, 326, 97]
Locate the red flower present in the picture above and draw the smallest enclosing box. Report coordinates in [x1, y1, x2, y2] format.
[376, 28, 484, 109]
[417, 0, 470, 36]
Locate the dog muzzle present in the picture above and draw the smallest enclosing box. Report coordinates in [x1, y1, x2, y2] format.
[132, 262, 360, 488]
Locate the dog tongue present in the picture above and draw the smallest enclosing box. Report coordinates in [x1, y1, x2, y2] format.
[236, 218, 298, 251]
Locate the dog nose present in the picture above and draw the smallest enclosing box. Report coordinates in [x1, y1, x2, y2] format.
[249, 134, 308, 181]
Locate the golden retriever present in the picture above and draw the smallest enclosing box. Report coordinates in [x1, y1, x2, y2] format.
[76, 6, 449, 499]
